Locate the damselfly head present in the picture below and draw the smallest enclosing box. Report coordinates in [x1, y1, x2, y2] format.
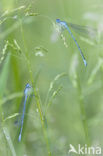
[56, 19, 61, 23]
[25, 83, 31, 89]
[56, 19, 66, 32]
[24, 83, 33, 96]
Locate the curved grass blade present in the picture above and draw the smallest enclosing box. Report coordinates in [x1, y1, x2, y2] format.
[3, 127, 16, 156]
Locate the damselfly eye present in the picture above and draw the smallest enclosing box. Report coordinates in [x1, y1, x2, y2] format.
[56, 19, 60, 23]
[26, 83, 31, 88]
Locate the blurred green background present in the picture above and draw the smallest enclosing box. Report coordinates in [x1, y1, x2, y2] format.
[0, 0, 103, 155]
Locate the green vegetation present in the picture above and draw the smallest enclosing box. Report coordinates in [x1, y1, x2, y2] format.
[0, 0, 103, 155]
